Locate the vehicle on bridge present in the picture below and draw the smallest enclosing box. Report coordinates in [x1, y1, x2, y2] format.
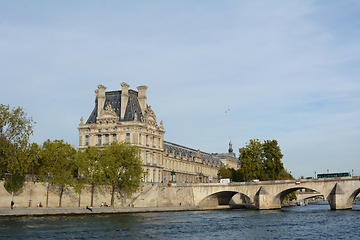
[317, 172, 350, 178]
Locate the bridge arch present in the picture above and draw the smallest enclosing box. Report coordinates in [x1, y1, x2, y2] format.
[347, 187, 360, 206]
[198, 191, 251, 207]
[272, 186, 325, 207]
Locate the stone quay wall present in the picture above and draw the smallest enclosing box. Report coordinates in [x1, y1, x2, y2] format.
[0, 180, 154, 208]
[0, 181, 246, 209]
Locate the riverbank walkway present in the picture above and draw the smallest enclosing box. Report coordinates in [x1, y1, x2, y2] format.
[0, 206, 231, 217]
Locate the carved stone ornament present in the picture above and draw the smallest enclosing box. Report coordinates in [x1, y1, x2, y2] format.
[98, 104, 118, 121]
[143, 105, 157, 127]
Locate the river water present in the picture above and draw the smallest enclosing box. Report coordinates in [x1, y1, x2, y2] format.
[1, 201, 359, 240]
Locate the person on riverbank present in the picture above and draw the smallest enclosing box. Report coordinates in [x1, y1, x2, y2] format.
[85, 206, 92, 211]
[37, 202, 43, 208]
[11, 201, 14, 209]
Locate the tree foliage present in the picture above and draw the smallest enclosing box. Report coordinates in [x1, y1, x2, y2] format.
[3, 172, 25, 198]
[0, 104, 35, 175]
[38, 139, 77, 207]
[219, 167, 232, 179]
[100, 142, 144, 206]
[221, 139, 292, 182]
[263, 140, 284, 180]
[76, 146, 105, 206]
[238, 139, 264, 181]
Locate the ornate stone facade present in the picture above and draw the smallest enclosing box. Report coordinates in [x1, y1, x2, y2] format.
[78, 83, 238, 183]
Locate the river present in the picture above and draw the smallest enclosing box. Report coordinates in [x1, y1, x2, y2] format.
[1, 201, 359, 239]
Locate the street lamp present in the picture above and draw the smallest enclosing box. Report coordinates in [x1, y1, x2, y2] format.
[171, 170, 176, 183]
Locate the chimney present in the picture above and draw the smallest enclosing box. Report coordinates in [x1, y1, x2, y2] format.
[120, 82, 130, 119]
[137, 85, 148, 113]
[95, 85, 107, 117]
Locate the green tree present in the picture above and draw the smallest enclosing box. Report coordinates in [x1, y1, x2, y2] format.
[76, 146, 105, 207]
[0, 104, 35, 175]
[263, 140, 284, 180]
[25, 143, 42, 177]
[219, 167, 232, 179]
[100, 142, 144, 207]
[3, 172, 25, 207]
[230, 168, 243, 182]
[38, 139, 76, 207]
[238, 139, 292, 182]
[238, 139, 264, 181]
[284, 191, 297, 202]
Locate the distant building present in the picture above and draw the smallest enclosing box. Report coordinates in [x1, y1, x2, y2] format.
[78, 83, 239, 183]
[212, 141, 239, 170]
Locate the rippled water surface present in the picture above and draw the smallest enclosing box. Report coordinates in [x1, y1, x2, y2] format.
[1, 202, 359, 239]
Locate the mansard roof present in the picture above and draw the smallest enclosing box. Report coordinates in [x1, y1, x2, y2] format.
[164, 141, 224, 167]
[86, 89, 143, 124]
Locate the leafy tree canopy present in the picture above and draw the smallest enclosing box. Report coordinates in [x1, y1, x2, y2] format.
[3, 172, 25, 197]
[0, 104, 35, 175]
[38, 139, 77, 207]
[100, 141, 144, 206]
[236, 139, 291, 181]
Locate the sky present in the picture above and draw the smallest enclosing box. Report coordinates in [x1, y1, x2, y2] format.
[1, 0, 359, 178]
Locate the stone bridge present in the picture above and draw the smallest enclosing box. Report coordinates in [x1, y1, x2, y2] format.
[161, 177, 360, 210]
[296, 191, 324, 201]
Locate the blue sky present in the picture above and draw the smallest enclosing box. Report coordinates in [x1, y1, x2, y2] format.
[1, 1, 359, 178]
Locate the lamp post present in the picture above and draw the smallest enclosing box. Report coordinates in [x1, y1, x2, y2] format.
[171, 170, 176, 183]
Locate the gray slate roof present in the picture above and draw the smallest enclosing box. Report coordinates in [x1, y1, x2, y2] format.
[164, 141, 224, 167]
[86, 90, 144, 124]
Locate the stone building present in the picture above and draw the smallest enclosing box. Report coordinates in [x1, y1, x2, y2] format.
[78, 83, 238, 183]
[211, 141, 239, 170]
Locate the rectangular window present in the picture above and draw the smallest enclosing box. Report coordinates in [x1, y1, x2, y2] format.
[158, 138, 161, 148]
[146, 152, 148, 164]
[139, 134, 141, 144]
[126, 133, 130, 143]
[113, 134, 116, 142]
[152, 153, 154, 164]
[158, 153, 161, 165]
[105, 134, 109, 144]
[146, 135, 149, 146]
[85, 135, 89, 146]
[97, 135, 101, 146]
[153, 137, 155, 147]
